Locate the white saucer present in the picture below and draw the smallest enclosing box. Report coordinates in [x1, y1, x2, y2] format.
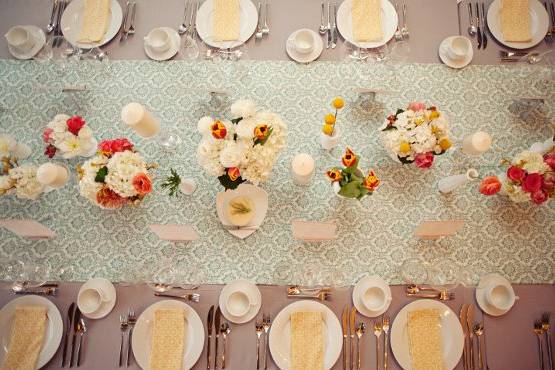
[285, 29, 323, 64]
[144, 27, 181, 61]
[475, 273, 515, 316]
[438, 36, 473, 69]
[218, 279, 261, 324]
[77, 277, 117, 319]
[352, 275, 392, 317]
[7, 26, 46, 60]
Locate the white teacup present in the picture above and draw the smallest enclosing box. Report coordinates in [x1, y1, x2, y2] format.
[225, 290, 252, 317]
[144, 28, 172, 53]
[5, 26, 36, 54]
[78, 286, 110, 314]
[445, 36, 470, 61]
[290, 30, 315, 55]
[485, 283, 516, 311]
[361, 285, 391, 312]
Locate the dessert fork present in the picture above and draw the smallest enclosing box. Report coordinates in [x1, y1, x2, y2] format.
[262, 1, 270, 36]
[263, 314, 271, 369]
[126, 308, 136, 367]
[255, 321, 264, 369]
[541, 313, 553, 370]
[118, 315, 128, 367]
[373, 321, 383, 370]
[382, 316, 390, 370]
[154, 292, 200, 302]
[534, 320, 546, 370]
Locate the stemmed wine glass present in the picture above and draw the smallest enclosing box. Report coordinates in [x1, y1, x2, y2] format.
[427, 259, 462, 293]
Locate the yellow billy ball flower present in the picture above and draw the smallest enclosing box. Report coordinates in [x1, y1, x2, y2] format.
[399, 141, 411, 153]
[431, 125, 440, 134]
[429, 111, 440, 119]
[439, 137, 452, 151]
[332, 97, 345, 110]
[322, 124, 334, 136]
[324, 114, 336, 125]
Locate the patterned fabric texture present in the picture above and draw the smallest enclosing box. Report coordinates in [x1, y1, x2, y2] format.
[0, 60, 553, 284]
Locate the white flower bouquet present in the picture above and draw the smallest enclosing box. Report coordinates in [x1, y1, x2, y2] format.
[43, 114, 97, 159]
[196, 99, 287, 190]
[380, 102, 452, 169]
[0, 165, 44, 200]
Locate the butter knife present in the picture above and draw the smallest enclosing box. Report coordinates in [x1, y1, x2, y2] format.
[459, 304, 469, 370]
[214, 307, 221, 369]
[466, 304, 476, 370]
[326, 2, 332, 49]
[481, 2, 488, 49]
[476, 3, 482, 49]
[61, 303, 76, 366]
[70, 307, 81, 367]
[206, 305, 214, 370]
[350, 307, 356, 370]
[119, 1, 131, 42]
[341, 305, 348, 370]
[331, 3, 338, 49]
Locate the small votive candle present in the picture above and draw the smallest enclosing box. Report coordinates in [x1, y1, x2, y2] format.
[291, 153, 315, 186]
[36, 163, 69, 189]
[121, 102, 161, 138]
[462, 131, 492, 155]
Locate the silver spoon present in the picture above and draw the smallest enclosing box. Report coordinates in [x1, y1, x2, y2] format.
[178, 0, 189, 35]
[220, 322, 231, 369]
[47, 0, 59, 33]
[319, 2, 327, 35]
[394, 3, 403, 41]
[400, 3, 409, 38]
[468, 3, 477, 36]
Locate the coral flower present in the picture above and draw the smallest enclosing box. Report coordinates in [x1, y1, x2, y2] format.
[342, 148, 357, 167]
[326, 168, 343, 182]
[414, 152, 434, 169]
[363, 171, 380, 192]
[408, 102, 426, 111]
[43, 128, 53, 143]
[96, 187, 127, 209]
[132, 173, 152, 195]
[211, 120, 227, 139]
[479, 176, 502, 196]
[66, 116, 85, 135]
[227, 167, 240, 181]
[254, 124, 270, 141]
[99, 138, 134, 155]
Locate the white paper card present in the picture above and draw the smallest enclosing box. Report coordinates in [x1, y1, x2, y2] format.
[0, 219, 55, 239]
[149, 224, 199, 242]
[292, 220, 338, 241]
[414, 220, 465, 239]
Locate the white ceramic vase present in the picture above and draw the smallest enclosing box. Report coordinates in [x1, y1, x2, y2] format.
[320, 127, 340, 150]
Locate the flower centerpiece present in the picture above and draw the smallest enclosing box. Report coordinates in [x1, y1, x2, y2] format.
[43, 114, 97, 159]
[196, 99, 287, 190]
[320, 97, 344, 150]
[479, 147, 555, 205]
[78, 138, 155, 209]
[381, 102, 452, 169]
[0, 134, 43, 200]
[326, 147, 380, 199]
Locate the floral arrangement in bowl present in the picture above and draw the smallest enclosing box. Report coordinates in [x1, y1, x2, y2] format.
[380, 102, 452, 169]
[479, 147, 554, 205]
[43, 114, 97, 159]
[326, 147, 380, 199]
[78, 138, 155, 209]
[196, 99, 287, 190]
[0, 134, 43, 200]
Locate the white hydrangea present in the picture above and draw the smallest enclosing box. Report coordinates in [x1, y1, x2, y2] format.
[504, 183, 531, 203]
[8, 165, 44, 200]
[219, 141, 248, 168]
[197, 116, 214, 137]
[231, 99, 256, 119]
[512, 151, 550, 174]
[104, 151, 147, 197]
[0, 134, 17, 157]
[235, 117, 257, 139]
[79, 154, 109, 203]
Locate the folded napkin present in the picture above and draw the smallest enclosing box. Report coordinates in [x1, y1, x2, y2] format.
[213, 0, 241, 41]
[2, 306, 48, 370]
[407, 309, 444, 370]
[77, 0, 111, 43]
[500, 0, 532, 42]
[291, 311, 324, 370]
[352, 0, 383, 42]
[149, 309, 186, 370]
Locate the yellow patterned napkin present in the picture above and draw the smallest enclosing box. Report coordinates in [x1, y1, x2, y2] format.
[77, 0, 111, 43]
[407, 309, 444, 370]
[291, 311, 324, 370]
[2, 306, 48, 370]
[352, 0, 383, 42]
[148, 309, 186, 370]
[500, 0, 532, 42]
[213, 0, 241, 41]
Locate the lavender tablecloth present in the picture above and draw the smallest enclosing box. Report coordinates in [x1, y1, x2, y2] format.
[0, 0, 553, 64]
[0, 282, 553, 369]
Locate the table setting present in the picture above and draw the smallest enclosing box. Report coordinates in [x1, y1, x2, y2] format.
[0, 0, 554, 369]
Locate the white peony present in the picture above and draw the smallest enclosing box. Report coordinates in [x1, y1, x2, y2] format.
[231, 99, 256, 119]
[59, 136, 84, 159]
[504, 182, 531, 203]
[0, 134, 16, 157]
[13, 143, 31, 159]
[235, 117, 257, 139]
[219, 141, 247, 168]
[197, 116, 214, 136]
[512, 151, 550, 174]
[78, 126, 93, 140]
[8, 165, 44, 200]
[79, 154, 109, 202]
[0, 175, 14, 194]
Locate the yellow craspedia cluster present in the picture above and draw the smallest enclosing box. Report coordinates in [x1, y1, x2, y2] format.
[399, 141, 411, 153]
[439, 137, 452, 151]
[322, 97, 344, 136]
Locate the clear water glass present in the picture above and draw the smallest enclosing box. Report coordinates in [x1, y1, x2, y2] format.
[156, 129, 182, 152]
[427, 259, 461, 292]
[399, 258, 429, 285]
[147, 265, 176, 293]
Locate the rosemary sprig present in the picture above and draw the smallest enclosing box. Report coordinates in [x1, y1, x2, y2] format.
[161, 168, 182, 197]
[229, 199, 251, 214]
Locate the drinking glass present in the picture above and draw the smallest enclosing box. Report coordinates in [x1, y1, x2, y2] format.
[182, 35, 200, 60]
[399, 258, 429, 285]
[147, 264, 176, 293]
[427, 259, 461, 293]
[10, 260, 52, 289]
[173, 265, 205, 289]
[156, 129, 183, 152]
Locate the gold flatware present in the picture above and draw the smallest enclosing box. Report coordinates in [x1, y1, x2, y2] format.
[220, 322, 231, 369]
[255, 321, 264, 370]
[154, 292, 200, 302]
[286, 285, 331, 295]
[406, 291, 454, 300]
[263, 314, 271, 370]
[383, 316, 390, 370]
[355, 323, 365, 370]
[206, 305, 214, 370]
[534, 320, 546, 370]
[373, 320, 383, 370]
[405, 284, 438, 294]
[341, 305, 349, 370]
[474, 323, 485, 370]
[350, 307, 356, 370]
[541, 313, 554, 370]
[466, 305, 476, 370]
[459, 304, 469, 370]
[286, 292, 331, 301]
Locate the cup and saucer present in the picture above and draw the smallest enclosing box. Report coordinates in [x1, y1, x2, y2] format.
[5, 25, 46, 60]
[476, 273, 518, 316]
[144, 27, 181, 61]
[352, 275, 392, 318]
[439, 35, 473, 69]
[77, 277, 117, 319]
[218, 279, 261, 324]
[286, 28, 323, 64]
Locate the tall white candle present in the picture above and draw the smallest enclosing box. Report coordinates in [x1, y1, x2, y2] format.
[438, 168, 479, 194]
[462, 131, 492, 155]
[291, 153, 315, 186]
[121, 102, 161, 138]
[36, 163, 69, 189]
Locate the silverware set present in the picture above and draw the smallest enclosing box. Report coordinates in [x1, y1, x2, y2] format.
[534, 312, 554, 370]
[394, 3, 409, 40]
[460, 304, 488, 370]
[118, 308, 136, 367]
[255, 1, 270, 40]
[119, 1, 137, 43]
[286, 285, 331, 301]
[254, 313, 271, 369]
[62, 303, 87, 367]
[320, 2, 338, 49]
[500, 49, 553, 63]
[468, 2, 488, 49]
[405, 284, 455, 301]
[207, 306, 232, 369]
[180, 0, 199, 39]
[11, 282, 59, 296]
[544, 2, 555, 43]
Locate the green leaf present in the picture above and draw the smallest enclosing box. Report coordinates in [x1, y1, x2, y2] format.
[231, 117, 242, 124]
[395, 108, 405, 116]
[161, 168, 182, 197]
[357, 187, 369, 200]
[94, 166, 108, 183]
[397, 155, 414, 165]
[338, 180, 363, 198]
[381, 125, 397, 132]
[218, 174, 245, 190]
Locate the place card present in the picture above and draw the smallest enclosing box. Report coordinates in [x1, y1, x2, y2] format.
[149, 224, 199, 242]
[414, 220, 465, 239]
[0, 219, 55, 239]
[292, 220, 338, 242]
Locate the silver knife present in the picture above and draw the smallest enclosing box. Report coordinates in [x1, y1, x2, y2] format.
[326, 2, 331, 49]
[214, 307, 221, 369]
[476, 2, 482, 49]
[207, 305, 214, 370]
[481, 2, 488, 49]
[70, 307, 81, 367]
[119, 1, 131, 42]
[466, 304, 476, 370]
[459, 304, 469, 370]
[331, 3, 338, 48]
[341, 305, 348, 370]
[61, 303, 76, 366]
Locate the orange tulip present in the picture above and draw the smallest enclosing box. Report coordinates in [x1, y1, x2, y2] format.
[342, 147, 357, 167]
[326, 168, 343, 182]
[211, 120, 227, 139]
[363, 170, 380, 192]
[227, 167, 240, 181]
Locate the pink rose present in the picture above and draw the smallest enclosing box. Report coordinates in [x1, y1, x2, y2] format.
[507, 166, 526, 182]
[479, 176, 502, 196]
[414, 152, 434, 169]
[66, 116, 85, 135]
[408, 102, 426, 112]
[44, 144, 56, 158]
[98, 138, 134, 155]
[42, 128, 53, 143]
[544, 152, 555, 170]
[531, 189, 549, 205]
[542, 172, 555, 192]
[522, 173, 543, 193]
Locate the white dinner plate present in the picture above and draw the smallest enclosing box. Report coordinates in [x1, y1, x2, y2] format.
[391, 299, 464, 370]
[337, 0, 398, 49]
[61, 0, 123, 49]
[268, 300, 342, 370]
[487, 0, 549, 49]
[132, 300, 204, 370]
[195, 0, 258, 49]
[0, 295, 63, 369]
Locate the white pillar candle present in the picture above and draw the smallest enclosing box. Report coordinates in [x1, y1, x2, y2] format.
[461, 131, 492, 155]
[438, 168, 479, 194]
[36, 163, 69, 189]
[121, 102, 161, 138]
[291, 153, 315, 186]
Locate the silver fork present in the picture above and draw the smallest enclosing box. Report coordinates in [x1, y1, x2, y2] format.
[394, 3, 403, 41]
[118, 315, 128, 367]
[545, 2, 553, 42]
[401, 3, 409, 39]
[178, 0, 190, 35]
[262, 1, 270, 36]
[154, 292, 200, 302]
[255, 321, 264, 370]
[263, 314, 271, 370]
[255, 2, 264, 40]
[126, 308, 136, 367]
[126, 2, 136, 37]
